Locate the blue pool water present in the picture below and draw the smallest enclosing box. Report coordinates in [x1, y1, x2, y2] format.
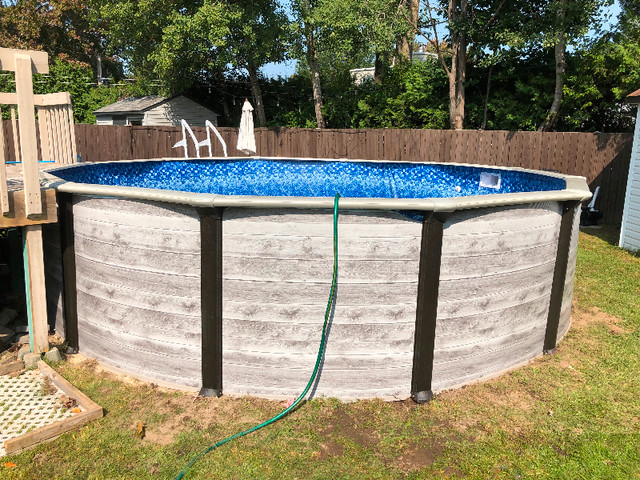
[52, 159, 565, 199]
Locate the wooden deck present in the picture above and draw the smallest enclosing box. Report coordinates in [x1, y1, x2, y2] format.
[1, 163, 57, 229]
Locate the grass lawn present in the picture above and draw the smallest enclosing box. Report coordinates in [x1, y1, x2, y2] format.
[3, 227, 639, 479]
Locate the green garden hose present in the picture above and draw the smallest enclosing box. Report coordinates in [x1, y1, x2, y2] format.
[175, 192, 341, 480]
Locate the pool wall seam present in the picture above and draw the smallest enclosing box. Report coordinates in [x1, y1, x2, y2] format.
[198, 206, 224, 398]
[411, 211, 449, 404]
[544, 200, 580, 354]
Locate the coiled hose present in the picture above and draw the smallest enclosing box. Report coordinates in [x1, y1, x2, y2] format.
[175, 192, 341, 480]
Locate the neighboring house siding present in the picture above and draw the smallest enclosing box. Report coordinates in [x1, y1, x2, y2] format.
[96, 117, 113, 125]
[620, 107, 640, 252]
[143, 97, 218, 127]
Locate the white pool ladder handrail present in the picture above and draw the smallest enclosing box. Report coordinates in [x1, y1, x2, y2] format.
[172, 119, 227, 158]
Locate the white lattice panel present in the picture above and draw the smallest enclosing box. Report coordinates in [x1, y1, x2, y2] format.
[0, 370, 78, 457]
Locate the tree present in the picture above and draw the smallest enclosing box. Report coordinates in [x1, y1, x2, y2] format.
[558, 1, 640, 132]
[396, 0, 420, 61]
[537, 0, 613, 131]
[100, 0, 231, 94]
[101, 1, 288, 125]
[0, 0, 115, 79]
[291, 0, 326, 128]
[226, 0, 289, 126]
[424, 0, 511, 130]
[316, 0, 414, 82]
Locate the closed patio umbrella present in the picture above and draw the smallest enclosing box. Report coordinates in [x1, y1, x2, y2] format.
[237, 99, 256, 155]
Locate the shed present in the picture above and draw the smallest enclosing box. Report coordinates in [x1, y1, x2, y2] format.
[619, 88, 640, 252]
[93, 95, 219, 127]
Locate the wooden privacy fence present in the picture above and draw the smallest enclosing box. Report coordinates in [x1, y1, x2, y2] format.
[1, 123, 633, 225]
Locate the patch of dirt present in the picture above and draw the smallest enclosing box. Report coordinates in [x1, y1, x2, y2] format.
[139, 395, 283, 445]
[397, 439, 444, 471]
[312, 440, 344, 460]
[319, 408, 380, 447]
[143, 424, 177, 446]
[571, 306, 628, 335]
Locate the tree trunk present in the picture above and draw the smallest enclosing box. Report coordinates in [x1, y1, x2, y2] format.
[306, 24, 325, 128]
[481, 64, 493, 130]
[396, 0, 419, 61]
[447, 0, 467, 130]
[221, 96, 231, 126]
[247, 62, 267, 127]
[374, 51, 383, 84]
[539, 0, 568, 132]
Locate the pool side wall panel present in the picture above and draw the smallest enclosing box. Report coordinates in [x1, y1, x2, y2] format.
[431, 202, 562, 391]
[221, 208, 421, 399]
[70, 196, 202, 387]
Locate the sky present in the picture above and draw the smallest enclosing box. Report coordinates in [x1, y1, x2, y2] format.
[260, 1, 623, 79]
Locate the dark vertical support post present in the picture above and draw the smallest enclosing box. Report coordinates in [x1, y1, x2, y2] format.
[543, 200, 580, 354]
[197, 207, 224, 397]
[411, 211, 449, 404]
[58, 192, 79, 354]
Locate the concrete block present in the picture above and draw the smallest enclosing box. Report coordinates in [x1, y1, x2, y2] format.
[18, 345, 31, 359]
[23, 352, 41, 368]
[44, 347, 62, 363]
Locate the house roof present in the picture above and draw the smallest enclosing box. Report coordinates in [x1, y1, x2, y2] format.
[93, 95, 169, 115]
[625, 88, 640, 104]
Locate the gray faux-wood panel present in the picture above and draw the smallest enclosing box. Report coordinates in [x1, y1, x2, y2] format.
[71, 196, 202, 387]
[45, 196, 579, 399]
[221, 208, 421, 398]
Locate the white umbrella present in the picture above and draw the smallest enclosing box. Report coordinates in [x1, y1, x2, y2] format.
[237, 99, 256, 155]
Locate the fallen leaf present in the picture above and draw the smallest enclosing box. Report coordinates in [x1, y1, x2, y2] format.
[72, 408, 81, 414]
[135, 421, 146, 440]
[4, 462, 17, 468]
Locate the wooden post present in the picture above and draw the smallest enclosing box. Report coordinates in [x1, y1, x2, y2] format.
[411, 211, 449, 404]
[197, 207, 224, 397]
[543, 200, 580, 354]
[37, 106, 52, 162]
[22, 224, 49, 353]
[10, 107, 20, 164]
[0, 114, 8, 214]
[14, 54, 42, 217]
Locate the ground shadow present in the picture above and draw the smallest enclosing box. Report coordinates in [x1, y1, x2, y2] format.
[580, 225, 621, 247]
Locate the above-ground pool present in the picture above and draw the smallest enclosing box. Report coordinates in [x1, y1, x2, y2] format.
[43, 158, 591, 401]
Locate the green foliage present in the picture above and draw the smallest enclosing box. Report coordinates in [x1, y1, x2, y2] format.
[0, 56, 141, 123]
[0, 0, 101, 64]
[1, 0, 637, 131]
[32, 56, 94, 122]
[349, 60, 449, 129]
